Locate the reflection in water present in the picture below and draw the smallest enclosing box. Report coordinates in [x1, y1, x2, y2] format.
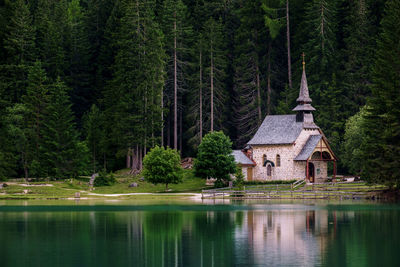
[0, 203, 399, 266]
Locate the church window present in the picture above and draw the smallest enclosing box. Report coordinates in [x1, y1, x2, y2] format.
[276, 155, 281, 167]
[263, 154, 267, 166]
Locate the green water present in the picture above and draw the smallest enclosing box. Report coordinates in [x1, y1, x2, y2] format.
[0, 200, 399, 267]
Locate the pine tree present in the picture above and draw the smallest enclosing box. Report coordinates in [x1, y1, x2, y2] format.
[202, 17, 228, 133]
[104, 0, 165, 171]
[342, 0, 375, 116]
[40, 78, 81, 178]
[66, 0, 92, 121]
[34, 0, 66, 79]
[233, 1, 267, 147]
[21, 61, 50, 177]
[0, 0, 36, 104]
[160, 0, 192, 150]
[83, 104, 105, 173]
[360, 0, 400, 187]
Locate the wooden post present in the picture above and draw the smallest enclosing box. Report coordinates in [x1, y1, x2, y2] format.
[306, 159, 309, 182]
[333, 161, 337, 182]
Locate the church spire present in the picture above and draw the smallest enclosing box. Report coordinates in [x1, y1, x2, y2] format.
[292, 53, 317, 128]
[296, 53, 312, 103]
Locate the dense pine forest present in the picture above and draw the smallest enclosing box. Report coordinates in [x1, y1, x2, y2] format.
[0, 0, 399, 185]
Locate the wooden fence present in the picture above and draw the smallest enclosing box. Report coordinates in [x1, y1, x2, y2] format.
[201, 180, 386, 200]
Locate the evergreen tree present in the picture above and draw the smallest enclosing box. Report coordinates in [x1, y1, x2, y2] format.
[83, 104, 106, 173]
[202, 17, 228, 133]
[342, 0, 375, 116]
[34, 0, 66, 79]
[160, 0, 192, 150]
[5, 103, 30, 179]
[40, 78, 82, 178]
[104, 0, 165, 171]
[21, 61, 50, 177]
[66, 0, 92, 121]
[360, 0, 400, 187]
[232, 0, 266, 147]
[0, 0, 36, 104]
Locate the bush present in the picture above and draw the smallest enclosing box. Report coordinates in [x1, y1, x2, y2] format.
[243, 179, 296, 185]
[233, 166, 244, 188]
[94, 171, 116, 186]
[143, 146, 183, 190]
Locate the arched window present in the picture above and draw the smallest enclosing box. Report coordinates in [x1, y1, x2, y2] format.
[267, 165, 272, 176]
[276, 155, 281, 167]
[262, 154, 267, 165]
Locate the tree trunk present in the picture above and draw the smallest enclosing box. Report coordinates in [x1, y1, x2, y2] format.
[210, 41, 214, 132]
[167, 105, 171, 147]
[179, 108, 182, 154]
[199, 50, 203, 142]
[286, 0, 292, 89]
[126, 148, 131, 169]
[161, 89, 164, 147]
[173, 15, 178, 150]
[267, 43, 272, 115]
[256, 61, 262, 125]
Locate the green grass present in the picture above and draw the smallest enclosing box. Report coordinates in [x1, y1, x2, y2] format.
[92, 169, 211, 194]
[0, 169, 210, 199]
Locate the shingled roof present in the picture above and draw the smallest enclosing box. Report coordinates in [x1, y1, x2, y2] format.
[247, 115, 304, 145]
[232, 150, 254, 165]
[294, 135, 322, 161]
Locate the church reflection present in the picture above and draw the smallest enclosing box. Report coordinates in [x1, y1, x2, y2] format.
[0, 204, 382, 267]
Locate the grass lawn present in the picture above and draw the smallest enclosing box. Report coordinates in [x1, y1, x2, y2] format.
[0, 169, 211, 199]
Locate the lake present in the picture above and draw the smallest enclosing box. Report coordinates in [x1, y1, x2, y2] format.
[0, 199, 399, 266]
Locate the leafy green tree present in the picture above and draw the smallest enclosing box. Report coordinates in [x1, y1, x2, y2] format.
[359, 0, 400, 188]
[143, 146, 183, 190]
[194, 131, 236, 186]
[343, 106, 368, 175]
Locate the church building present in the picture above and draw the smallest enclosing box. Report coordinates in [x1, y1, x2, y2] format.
[233, 59, 337, 183]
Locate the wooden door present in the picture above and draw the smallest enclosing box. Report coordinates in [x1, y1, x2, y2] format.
[247, 168, 253, 181]
[309, 163, 315, 183]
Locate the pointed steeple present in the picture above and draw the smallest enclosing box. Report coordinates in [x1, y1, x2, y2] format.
[292, 53, 317, 128]
[296, 65, 312, 103]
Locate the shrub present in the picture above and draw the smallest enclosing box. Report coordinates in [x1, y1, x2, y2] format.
[94, 171, 116, 186]
[243, 179, 296, 185]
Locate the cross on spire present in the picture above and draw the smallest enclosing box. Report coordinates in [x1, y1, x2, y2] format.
[302, 52, 305, 70]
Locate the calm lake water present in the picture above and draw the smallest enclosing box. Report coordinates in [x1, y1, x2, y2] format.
[0, 199, 399, 267]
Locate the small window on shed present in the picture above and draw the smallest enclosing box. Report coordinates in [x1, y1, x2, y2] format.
[276, 155, 281, 167]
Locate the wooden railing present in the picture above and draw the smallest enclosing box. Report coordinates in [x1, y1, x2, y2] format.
[201, 181, 386, 200]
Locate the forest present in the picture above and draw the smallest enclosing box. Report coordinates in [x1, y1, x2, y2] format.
[0, 0, 399, 186]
